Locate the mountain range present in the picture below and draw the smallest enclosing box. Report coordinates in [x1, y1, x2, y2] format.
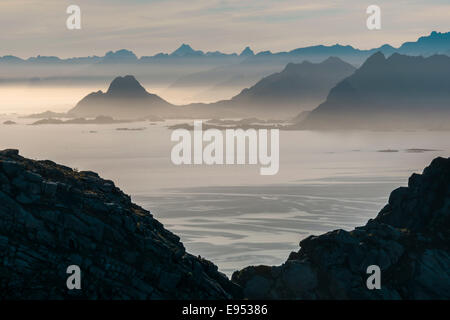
[2, 31, 449, 106]
[166, 31, 450, 102]
[68, 56, 356, 120]
[68, 75, 240, 119]
[1, 31, 449, 65]
[61, 51, 450, 126]
[185, 57, 356, 118]
[299, 52, 450, 130]
[229, 57, 355, 115]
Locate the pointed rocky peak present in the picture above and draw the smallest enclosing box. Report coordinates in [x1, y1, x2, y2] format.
[359, 51, 386, 70]
[171, 44, 204, 57]
[240, 46, 254, 56]
[106, 75, 149, 98]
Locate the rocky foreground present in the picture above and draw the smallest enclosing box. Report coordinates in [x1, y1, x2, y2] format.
[0, 149, 240, 299]
[233, 157, 450, 299]
[0, 149, 449, 299]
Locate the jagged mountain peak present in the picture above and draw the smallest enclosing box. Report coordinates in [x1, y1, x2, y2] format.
[240, 46, 254, 56]
[171, 44, 204, 57]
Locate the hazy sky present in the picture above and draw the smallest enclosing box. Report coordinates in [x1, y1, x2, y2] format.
[1, 0, 449, 58]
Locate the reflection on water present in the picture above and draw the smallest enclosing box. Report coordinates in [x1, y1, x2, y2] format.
[135, 179, 403, 276]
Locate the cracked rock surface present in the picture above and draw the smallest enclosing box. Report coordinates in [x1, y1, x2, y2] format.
[0, 149, 241, 299]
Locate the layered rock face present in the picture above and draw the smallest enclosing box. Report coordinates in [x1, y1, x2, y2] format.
[1, 149, 449, 300]
[0, 149, 240, 299]
[233, 157, 450, 299]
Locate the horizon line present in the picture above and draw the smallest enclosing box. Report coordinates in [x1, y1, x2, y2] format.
[2, 30, 447, 61]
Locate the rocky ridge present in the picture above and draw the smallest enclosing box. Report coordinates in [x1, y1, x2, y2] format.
[1, 149, 449, 299]
[232, 157, 450, 299]
[0, 149, 241, 299]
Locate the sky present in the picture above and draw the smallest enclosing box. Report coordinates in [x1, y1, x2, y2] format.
[0, 0, 449, 58]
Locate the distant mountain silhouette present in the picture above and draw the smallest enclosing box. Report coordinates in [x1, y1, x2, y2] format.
[68, 76, 173, 118]
[2, 31, 449, 100]
[165, 32, 450, 101]
[245, 31, 449, 64]
[240, 47, 255, 57]
[185, 57, 356, 119]
[170, 44, 204, 57]
[0, 55, 25, 64]
[68, 76, 241, 119]
[299, 52, 450, 130]
[106, 75, 150, 98]
[26, 55, 62, 64]
[2, 31, 449, 65]
[398, 31, 450, 56]
[229, 57, 356, 116]
[100, 49, 138, 63]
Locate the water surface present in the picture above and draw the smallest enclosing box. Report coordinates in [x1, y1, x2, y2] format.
[1, 114, 448, 275]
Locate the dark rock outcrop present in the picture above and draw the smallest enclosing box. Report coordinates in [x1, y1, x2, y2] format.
[2, 149, 449, 300]
[0, 149, 241, 299]
[232, 157, 450, 299]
